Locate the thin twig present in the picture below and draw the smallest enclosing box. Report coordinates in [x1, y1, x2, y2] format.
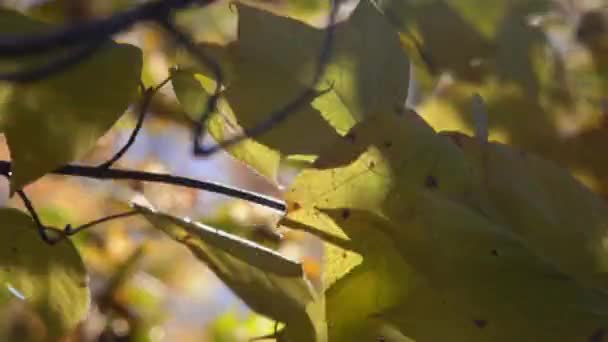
[65, 210, 140, 235]
[180, 0, 340, 155]
[0, 41, 105, 82]
[0, 161, 286, 212]
[15, 189, 55, 243]
[159, 18, 223, 155]
[99, 76, 172, 168]
[0, 0, 214, 56]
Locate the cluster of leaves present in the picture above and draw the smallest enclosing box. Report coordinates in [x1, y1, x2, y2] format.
[1, 0, 608, 341]
[172, 0, 608, 341]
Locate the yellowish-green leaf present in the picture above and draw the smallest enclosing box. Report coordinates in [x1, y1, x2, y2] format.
[320, 209, 419, 341]
[185, 1, 408, 157]
[136, 204, 327, 342]
[448, 132, 608, 290]
[0, 208, 89, 339]
[171, 67, 282, 181]
[283, 105, 608, 339]
[0, 10, 142, 191]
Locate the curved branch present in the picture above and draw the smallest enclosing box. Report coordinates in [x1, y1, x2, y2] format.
[0, 161, 286, 213]
[0, 0, 214, 56]
[0, 41, 105, 82]
[181, 0, 341, 155]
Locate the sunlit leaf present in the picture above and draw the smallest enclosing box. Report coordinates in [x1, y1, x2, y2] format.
[170, 67, 281, 181]
[181, 0, 409, 160]
[283, 105, 608, 339]
[0, 208, 89, 339]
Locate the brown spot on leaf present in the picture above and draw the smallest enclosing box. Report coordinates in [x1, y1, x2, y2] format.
[425, 175, 438, 189]
[589, 328, 606, 342]
[342, 251, 348, 259]
[473, 319, 488, 328]
[369, 161, 376, 169]
[341, 209, 351, 220]
[289, 202, 302, 212]
[383, 141, 393, 148]
[11, 247, 17, 254]
[491, 249, 499, 256]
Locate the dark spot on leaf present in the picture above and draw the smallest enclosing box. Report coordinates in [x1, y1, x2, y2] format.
[425, 175, 438, 189]
[11, 247, 17, 254]
[79, 280, 88, 288]
[473, 319, 488, 328]
[341, 209, 351, 220]
[342, 251, 348, 259]
[290, 202, 302, 211]
[589, 328, 606, 342]
[369, 161, 376, 169]
[345, 132, 356, 142]
[378, 336, 386, 342]
[383, 141, 393, 148]
[491, 249, 499, 256]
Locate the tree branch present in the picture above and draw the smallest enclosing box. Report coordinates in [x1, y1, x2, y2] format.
[0, 161, 286, 213]
[0, 41, 105, 82]
[0, 0, 213, 56]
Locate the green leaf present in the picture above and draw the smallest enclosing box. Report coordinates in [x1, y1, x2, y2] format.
[0, 10, 142, 191]
[170, 68, 281, 181]
[136, 204, 327, 342]
[447, 132, 608, 290]
[0, 208, 89, 339]
[319, 209, 419, 341]
[181, 0, 409, 159]
[283, 105, 608, 339]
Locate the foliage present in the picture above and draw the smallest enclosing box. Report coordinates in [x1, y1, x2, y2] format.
[1, 0, 608, 341]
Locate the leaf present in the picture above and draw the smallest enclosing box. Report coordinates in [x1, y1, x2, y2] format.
[135, 204, 327, 342]
[0, 10, 142, 191]
[0, 208, 89, 339]
[445, 132, 608, 290]
[319, 209, 419, 341]
[170, 68, 281, 181]
[182, 0, 409, 159]
[283, 105, 608, 339]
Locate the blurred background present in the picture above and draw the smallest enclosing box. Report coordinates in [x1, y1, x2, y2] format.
[0, 0, 607, 341]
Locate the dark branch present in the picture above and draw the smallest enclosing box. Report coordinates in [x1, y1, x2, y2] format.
[65, 210, 140, 236]
[0, 0, 213, 56]
[15, 189, 56, 243]
[0, 161, 286, 213]
[0, 42, 105, 82]
[181, 0, 340, 155]
[97, 77, 171, 169]
[159, 18, 223, 156]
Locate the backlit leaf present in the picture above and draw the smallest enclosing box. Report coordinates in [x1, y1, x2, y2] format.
[282, 106, 608, 340]
[178, 0, 409, 163]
